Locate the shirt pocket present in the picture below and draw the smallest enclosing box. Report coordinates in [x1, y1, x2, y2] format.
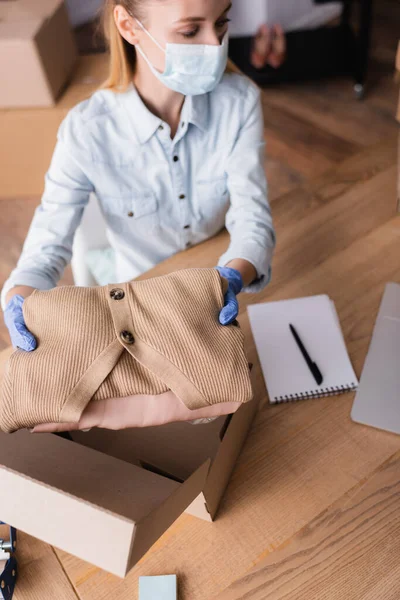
[102, 190, 160, 233]
[194, 176, 230, 227]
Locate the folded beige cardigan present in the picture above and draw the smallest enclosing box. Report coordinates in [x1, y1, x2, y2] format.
[0, 268, 253, 433]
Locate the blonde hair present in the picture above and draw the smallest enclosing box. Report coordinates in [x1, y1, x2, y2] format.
[101, 0, 241, 92]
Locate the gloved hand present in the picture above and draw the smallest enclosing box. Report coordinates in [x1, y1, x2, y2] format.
[3, 294, 37, 352]
[215, 266, 243, 326]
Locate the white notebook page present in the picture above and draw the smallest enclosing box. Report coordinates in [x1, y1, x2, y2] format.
[247, 295, 358, 403]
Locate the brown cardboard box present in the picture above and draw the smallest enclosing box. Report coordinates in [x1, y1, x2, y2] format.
[0, 53, 109, 198]
[396, 42, 400, 122]
[0, 0, 78, 109]
[0, 346, 259, 577]
[396, 42, 400, 212]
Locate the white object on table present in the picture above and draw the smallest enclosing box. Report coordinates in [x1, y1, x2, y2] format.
[229, 0, 343, 37]
[139, 575, 177, 600]
[351, 283, 400, 435]
[247, 294, 358, 404]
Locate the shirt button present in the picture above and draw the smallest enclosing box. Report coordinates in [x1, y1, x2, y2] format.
[127, 211, 134, 218]
[179, 194, 185, 200]
[184, 225, 190, 229]
[120, 330, 135, 345]
[173, 155, 179, 162]
[181, 122, 185, 127]
[158, 124, 164, 131]
[110, 288, 125, 301]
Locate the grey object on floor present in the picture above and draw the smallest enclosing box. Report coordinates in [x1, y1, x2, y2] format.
[351, 283, 400, 435]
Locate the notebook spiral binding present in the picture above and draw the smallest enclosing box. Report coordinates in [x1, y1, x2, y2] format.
[274, 383, 358, 404]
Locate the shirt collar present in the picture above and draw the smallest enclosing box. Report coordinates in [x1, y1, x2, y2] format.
[183, 93, 209, 133]
[118, 83, 162, 145]
[117, 84, 209, 144]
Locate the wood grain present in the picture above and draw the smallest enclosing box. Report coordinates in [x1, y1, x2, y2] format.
[262, 75, 398, 147]
[215, 451, 400, 600]
[0, 526, 78, 600]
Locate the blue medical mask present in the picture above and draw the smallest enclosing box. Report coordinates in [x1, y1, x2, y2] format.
[135, 19, 229, 96]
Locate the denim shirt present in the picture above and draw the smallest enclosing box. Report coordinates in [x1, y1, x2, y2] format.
[1, 73, 276, 311]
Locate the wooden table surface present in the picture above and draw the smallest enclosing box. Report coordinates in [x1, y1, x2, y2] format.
[1, 133, 400, 599]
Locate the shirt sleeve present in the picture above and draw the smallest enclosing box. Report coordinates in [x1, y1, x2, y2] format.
[0, 111, 93, 312]
[218, 81, 276, 294]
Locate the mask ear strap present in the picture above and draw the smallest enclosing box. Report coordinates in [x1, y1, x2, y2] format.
[135, 19, 166, 53]
[135, 43, 163, 76]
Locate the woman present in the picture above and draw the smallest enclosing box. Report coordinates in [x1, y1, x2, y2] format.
[1, 0, 275, 351]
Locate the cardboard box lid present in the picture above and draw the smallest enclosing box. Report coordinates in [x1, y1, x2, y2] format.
[0, 0, 63, 40]
[0, 430, 210, 577]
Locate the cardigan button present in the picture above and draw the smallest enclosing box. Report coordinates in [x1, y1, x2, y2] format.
[110, 288, 125, 300]
[121, 330, 135, 345]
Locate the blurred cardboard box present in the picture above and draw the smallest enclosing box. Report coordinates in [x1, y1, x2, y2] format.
[0, 53, 109, 198]
[397, 41, 400, 122]
[0, 0, 77, 108]
[0, 346, 259, 578]
[396, 41, 400, 212]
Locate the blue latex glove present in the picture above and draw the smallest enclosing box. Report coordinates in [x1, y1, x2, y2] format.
[215, 266, 243, 326]
[3, 294, 37, 352]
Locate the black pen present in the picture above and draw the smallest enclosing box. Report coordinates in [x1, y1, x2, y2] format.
[289, 324, 323, 386]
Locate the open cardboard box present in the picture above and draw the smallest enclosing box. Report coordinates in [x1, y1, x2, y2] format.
[0, 347, 259, 577]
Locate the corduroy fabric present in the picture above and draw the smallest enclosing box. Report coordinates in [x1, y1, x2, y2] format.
[0, 269, 253, 433]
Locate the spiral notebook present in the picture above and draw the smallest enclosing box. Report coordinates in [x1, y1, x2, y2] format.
[247, 295, 358, 404]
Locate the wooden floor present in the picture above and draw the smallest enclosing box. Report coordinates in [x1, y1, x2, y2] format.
[1, 2, 400, 599]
